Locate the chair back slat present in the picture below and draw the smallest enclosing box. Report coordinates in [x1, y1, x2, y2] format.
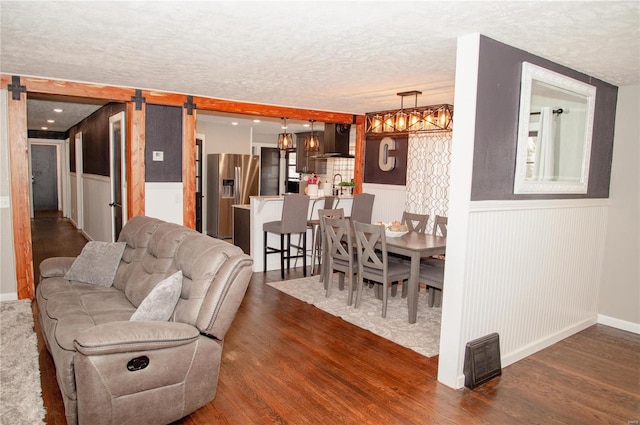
[325, 217, 352, 263]
[433, 215, 448, 237]
[401, 211, 429, 233]
[353, 221, 386, 273]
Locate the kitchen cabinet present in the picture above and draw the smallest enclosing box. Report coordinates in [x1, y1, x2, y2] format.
[295, 131, 324, 174]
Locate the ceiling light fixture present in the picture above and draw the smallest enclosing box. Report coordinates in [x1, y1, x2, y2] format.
[47, 119, 55, 123]
[277, 117, 294, 151]
[304, 120, 320, 154]
[53, 108, 63, 113]
[366, 90, 453, 134]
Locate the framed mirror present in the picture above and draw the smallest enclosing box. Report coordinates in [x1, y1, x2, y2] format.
[514, 62, 596, 194]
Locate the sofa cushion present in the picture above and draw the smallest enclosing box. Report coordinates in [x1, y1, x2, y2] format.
[130, 271, 183, 321]
[64, 241, 126, 287]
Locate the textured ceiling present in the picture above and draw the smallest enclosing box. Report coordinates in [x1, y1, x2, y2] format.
[2, 1, 639, 130]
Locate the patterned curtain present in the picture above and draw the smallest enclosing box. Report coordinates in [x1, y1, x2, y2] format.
[405, 132, 452, 233]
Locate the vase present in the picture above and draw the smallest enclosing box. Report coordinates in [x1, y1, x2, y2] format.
[307, 184, 318, 197]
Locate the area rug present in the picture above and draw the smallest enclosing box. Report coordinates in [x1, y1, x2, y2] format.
[1, 300, 46, 425]
[267, 275, 442, 357]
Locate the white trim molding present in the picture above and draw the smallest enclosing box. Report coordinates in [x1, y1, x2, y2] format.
[598, 315, 640, 334]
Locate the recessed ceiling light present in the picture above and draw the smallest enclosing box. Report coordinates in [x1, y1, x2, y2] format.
[47, 119, 55, 123]
[303, 123, 310, 127]
[231, 122, 238, 126]
[253, 119, 261, 123]
[53, 108, 63, 113]
[41, 126, 48, 130]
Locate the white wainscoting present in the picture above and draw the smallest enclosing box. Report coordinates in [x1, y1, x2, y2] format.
[450, 198, 608, 387]
[81, 174, 111, 241]
[361, 183, 406, 224]
[145, 182, 184, 225]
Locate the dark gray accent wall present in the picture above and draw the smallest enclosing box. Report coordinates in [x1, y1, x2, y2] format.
[145, 104, 183, 182]
[471, 36, 618, 200]
[68, 103, 126, 175]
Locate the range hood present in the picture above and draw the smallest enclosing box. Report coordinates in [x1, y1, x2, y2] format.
[313, 123, 353, 159]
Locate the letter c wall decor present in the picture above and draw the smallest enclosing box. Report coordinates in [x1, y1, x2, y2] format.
[378, 137, 396, 171]
[363, 135, 408, 185]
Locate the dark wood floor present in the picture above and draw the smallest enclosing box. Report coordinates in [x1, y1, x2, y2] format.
[31, 214, 640, 424]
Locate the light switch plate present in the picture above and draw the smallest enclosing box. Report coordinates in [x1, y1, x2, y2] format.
[152, 151, 164, 161]
[0, 196, 9, 209]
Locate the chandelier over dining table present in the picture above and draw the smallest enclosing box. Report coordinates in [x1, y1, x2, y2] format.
[365, 91, 453, 135]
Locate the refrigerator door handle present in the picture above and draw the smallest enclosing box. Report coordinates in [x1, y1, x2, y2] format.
[234, 166, 241, 205]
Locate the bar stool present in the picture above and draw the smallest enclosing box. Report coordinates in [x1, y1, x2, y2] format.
[263, 194, 310, 280]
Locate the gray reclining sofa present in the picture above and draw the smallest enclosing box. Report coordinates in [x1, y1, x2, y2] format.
[36, 216, 253, 425]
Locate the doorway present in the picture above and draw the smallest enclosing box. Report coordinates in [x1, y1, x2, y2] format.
[109, 112, 126, 241]
[30, 144, 58, 212]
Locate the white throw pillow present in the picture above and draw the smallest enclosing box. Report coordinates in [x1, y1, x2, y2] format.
[129, 271, 183, 321]
[64, 241, 126, 287]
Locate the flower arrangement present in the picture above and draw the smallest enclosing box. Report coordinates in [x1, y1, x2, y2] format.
[306, 175, 319, 185]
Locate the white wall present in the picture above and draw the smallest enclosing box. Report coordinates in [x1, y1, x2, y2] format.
[81, 174, 112, 241]
[145, 182, 183, 225]
[0, 89, 18, 300]
[438, 33, 615, 390]
[598, 84, 640, 332]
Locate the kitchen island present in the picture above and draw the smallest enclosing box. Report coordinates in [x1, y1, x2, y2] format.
[249, 195, 353, 273]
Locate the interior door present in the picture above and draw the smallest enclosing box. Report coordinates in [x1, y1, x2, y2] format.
[31, 144, 58, 211]
[195, 138, 203, 232]
[109, 112, 126, 241]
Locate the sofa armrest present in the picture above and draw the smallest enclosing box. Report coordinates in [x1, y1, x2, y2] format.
[39, 256, 76, 279]
[74, 321, 200, 356]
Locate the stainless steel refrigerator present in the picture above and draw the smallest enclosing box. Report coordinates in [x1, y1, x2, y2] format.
[206, 154, 259, 239]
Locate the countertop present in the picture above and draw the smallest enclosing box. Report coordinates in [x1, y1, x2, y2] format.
[250, 195, 354, 202]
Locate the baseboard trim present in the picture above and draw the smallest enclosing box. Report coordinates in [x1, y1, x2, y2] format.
[597, 314, 640, 334]
[454, 317, 597, 389]
[501, 317, 597, 368]
[0, 292, 18, 302]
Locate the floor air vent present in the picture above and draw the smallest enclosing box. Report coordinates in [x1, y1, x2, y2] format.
[464, 332, 502, 389]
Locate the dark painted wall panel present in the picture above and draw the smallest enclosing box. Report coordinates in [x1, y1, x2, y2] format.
[68, 103, 126, 175]
[471, 36, 618, 200]
[363, 135, 408, 185]
[145, 104, 183, 182]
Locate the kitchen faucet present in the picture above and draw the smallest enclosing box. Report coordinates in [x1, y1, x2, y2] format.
[332, 174, 343, 195]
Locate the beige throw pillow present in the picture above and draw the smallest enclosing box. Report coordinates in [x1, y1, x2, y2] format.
[129, 271, 183, 322]
[64, 241, 126, 287]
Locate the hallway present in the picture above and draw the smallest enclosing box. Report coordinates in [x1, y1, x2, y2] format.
[31, 212, 87, 285]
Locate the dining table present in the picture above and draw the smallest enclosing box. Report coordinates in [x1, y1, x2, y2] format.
[383, 231, 447, 324]
[321, 223, 447, 324]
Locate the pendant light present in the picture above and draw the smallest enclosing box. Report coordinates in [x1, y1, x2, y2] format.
[277, 117, 294, 151]
[304, 120, 320, 153]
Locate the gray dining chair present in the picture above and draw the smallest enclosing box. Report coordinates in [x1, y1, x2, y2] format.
[390, 211, 429, 297]
[349, 193, 375, 224]
[396, 214, 448, 299]
[353, 221, 412, 318]
[263, 194, 310, 280]
[324, 216, 357, 305]
[317, 208, 345, 286]
[307, 196, 337, 275]
[402, 211, 429, 233]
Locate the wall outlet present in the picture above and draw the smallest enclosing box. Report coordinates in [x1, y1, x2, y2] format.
[0, 196, 9, 209]
[152, 151, 164, 161]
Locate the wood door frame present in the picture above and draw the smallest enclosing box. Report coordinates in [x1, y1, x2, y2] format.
[1, 73, 363, 299]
